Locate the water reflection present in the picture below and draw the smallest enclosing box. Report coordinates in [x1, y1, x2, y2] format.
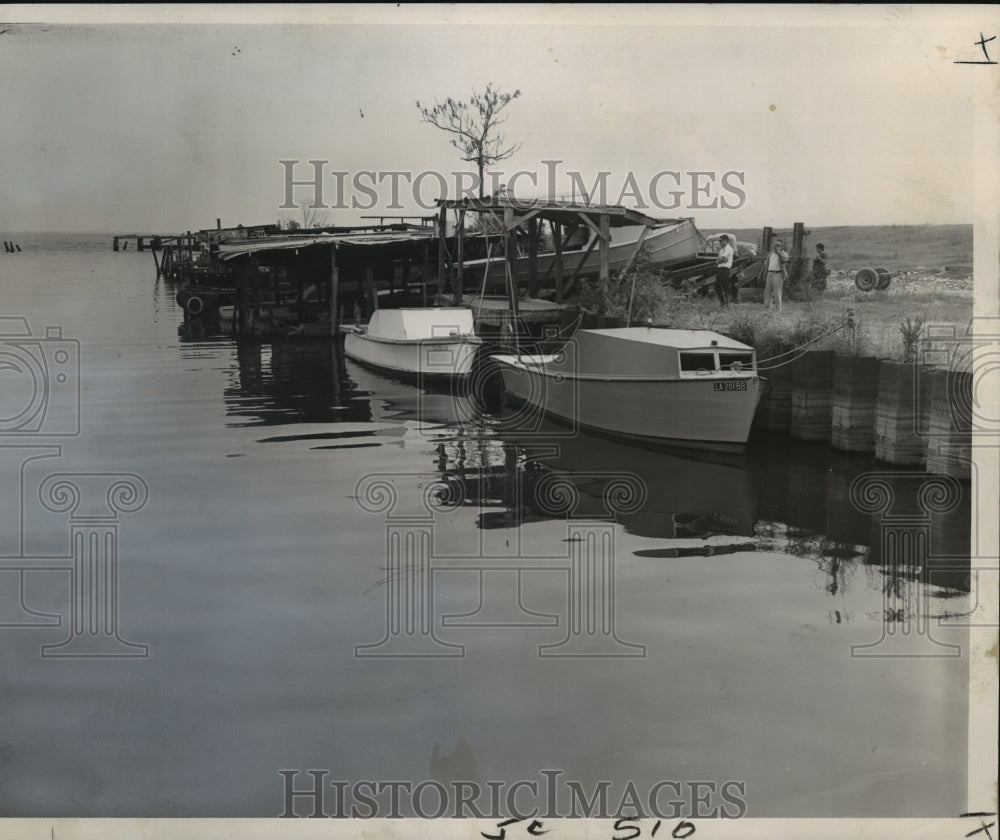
[213, 334, 971, 616]
[432, 425, 760, 541]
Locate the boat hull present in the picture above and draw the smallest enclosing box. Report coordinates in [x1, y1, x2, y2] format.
[344, 332, 480, 379]
[494, 356, 761, 450]
[466, 219, 702, 290]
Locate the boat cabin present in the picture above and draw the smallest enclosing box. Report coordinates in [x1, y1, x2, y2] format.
[363, 307, 476, 341]
[556, 327, 756, 378]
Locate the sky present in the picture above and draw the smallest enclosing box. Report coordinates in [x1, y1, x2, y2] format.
[0, 5, 995, 232]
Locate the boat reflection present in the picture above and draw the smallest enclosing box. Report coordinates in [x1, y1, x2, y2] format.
[207, 330, 971, 610]
[431, 418, 759, 541]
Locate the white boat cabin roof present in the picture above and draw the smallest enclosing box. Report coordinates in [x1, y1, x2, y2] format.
[366, 307, 476, 341]
[583, 327, 753, 352]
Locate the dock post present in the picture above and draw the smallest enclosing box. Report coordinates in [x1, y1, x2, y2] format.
[112, 237, 119, 252]
[791, 222, 805, 262]
[527, 216, 539, 297]
[455, 208, 465, 305]
[830, 354, 880, 452]
[599, 213, 610, 283]
[365, 266, 377, 315]
[553, 221, 564, 304]
[504, 207, 520, 328]
[237, 260, 251, 335]
[874, 360, 929, 466]
[437, 204, 447, 300]
[137, 237, 144, 252]
[924, 368, 972, 480]
[422, 243, 430, 307]
[790, 349, 836, 441]
[330, 244, 339, 336]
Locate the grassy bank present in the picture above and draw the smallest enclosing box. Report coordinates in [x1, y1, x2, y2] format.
[704, 223, 973, 274]
[575, 275, 972, 364]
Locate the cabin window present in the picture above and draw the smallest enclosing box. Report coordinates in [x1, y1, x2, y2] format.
[719, 352, 754, 371]
[679, 352, 718, 373]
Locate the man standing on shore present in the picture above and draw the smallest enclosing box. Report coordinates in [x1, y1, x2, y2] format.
[764, 238, 790, 312]
[812, 242, 829, 290]
[715, 234, 735, 307]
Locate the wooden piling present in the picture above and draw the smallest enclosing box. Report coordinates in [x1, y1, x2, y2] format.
[455, 209, 465, 305]
[365, 266, 377, 315]
[924, 368, 972, 479]
[873, 361, 928, 466]
[504, 207, 520, 324]
[830, 355, 880, 452]
[249, 254, 261, 335]
[330, 244, 339, 336]
[422, 243, 430, 307]
[553, 221, 564, 305]
[599, 213, 610, 282]
[753, 363, 793, 430]
[237, 260, 252, 336]
[437, 205, 447, 299]
[791, 222, 805, 261]
[790, 350, 836, 441]
[527, 217, 539, 297]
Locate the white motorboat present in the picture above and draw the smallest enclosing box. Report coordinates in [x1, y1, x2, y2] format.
[492, 326, 762, 450]
[343, 308, 482, 380]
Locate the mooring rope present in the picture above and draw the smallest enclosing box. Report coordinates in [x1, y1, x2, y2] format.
[754, 317, 851, 372]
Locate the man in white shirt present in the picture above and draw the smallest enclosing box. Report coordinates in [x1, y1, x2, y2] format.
[763, 238, 790, 312]
[715, 234, 735, 307]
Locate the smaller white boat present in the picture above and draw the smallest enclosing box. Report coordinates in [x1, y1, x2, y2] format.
[344, 308, 482, 380]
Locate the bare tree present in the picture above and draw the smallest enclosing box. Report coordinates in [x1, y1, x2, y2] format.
[416, 84, 522, 199]
[301, 204, 329, 228]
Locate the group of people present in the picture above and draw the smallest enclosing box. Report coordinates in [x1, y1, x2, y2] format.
[714, 235, 828, 313]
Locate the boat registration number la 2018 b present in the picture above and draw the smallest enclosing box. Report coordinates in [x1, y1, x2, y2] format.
[714, 380, 749, 392]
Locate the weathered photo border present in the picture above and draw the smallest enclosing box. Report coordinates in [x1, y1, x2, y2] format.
[2, 4, 997, 839]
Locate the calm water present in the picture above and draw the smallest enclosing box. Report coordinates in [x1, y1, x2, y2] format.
[0, 234, 970, 818]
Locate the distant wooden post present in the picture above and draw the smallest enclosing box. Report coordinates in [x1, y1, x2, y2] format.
[422, 243, 430, 307]
[504, 207, 520, 329]
[112, 237, 119, 253]
[365, 266, 377, 315]
[238, 259, 252, 335]
[762, 226, 773, 253]
[599, 213, 610, 283]
[137, 237, 145, 252]
[330, 244, 339, 335]
[527, 217, 539, 297]
[553, 221, 564, 304]
[437, 204, 447, 299]
[792, 222, 805, 261]
[455, 208, 465, 305]
[250, 254, 261, 334]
